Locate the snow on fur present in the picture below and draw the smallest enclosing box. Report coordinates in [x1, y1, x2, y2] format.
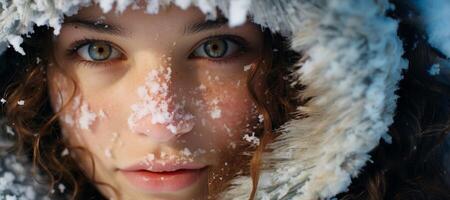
[0, 0, 406, 199]
[220, 0, 406, 199]
[414, 0, 450, 58]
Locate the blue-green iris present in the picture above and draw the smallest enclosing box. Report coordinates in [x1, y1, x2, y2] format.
[203, 39, 228, 58]
[88, 42, 112, 61]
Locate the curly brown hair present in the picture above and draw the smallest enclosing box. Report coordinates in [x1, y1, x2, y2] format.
[0, 26, 106, 199]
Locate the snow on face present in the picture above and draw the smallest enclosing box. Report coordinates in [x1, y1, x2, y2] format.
[128, 66, 196, 137]
[78, 101, 98, 130]
[209, 98, 222, 119]
[62, 95, 101, 131]
[49, 73, 102, 131]
[45, 4, 266, 199]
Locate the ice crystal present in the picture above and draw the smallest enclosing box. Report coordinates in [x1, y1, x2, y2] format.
[17, 100, 24, 106]
[61, 148, 69, 157]
[243, 132, 259, 146]
[428, 63, 441, 76]
[78, 102, 97, 130]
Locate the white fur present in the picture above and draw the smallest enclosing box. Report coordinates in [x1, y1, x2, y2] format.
[414, 0, 450, 58]
[0, 0, 406, 199]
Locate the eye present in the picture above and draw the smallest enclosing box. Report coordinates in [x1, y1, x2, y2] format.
[192, 38, 241, 59]
[77, 41, 121, 61]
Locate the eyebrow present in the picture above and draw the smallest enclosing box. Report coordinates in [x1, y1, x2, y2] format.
[64, 17, 128, 37]
[184, 17, 228, 35]
[65, 16, 228, 36]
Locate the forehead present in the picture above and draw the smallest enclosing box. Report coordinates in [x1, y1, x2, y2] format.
[67, 4, 208, 35]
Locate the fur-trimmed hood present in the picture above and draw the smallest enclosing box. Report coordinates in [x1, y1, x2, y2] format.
[1, 0, 446, 199]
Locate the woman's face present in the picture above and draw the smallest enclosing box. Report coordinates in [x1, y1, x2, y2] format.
[48, 4, 265, 200]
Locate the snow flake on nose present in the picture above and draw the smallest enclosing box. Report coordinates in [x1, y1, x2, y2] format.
[128, 66, 195, 135]
[209, 98, 222, 119]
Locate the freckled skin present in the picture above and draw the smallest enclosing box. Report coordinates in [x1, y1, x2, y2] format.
[48, 4, 267, 200]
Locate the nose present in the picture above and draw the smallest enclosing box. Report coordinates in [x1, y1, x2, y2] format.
[128, 66, 195, 142]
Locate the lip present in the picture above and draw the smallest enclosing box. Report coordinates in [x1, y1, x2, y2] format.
[120, 160, 207, 192]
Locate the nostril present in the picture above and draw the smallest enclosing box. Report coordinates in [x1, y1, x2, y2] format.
[128, 108, 195, 142]
[166, 113, 195, 134]
[130, 116, 175, 142]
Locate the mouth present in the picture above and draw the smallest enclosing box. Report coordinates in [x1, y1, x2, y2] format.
[120, 161, 208, 192]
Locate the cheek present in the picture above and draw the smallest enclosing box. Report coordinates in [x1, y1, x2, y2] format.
[192, 80, 260, 150]
[210, 89, 254, 129]
[48, 63, 262, 157]
[48, 71, 73, 113]
[47, 71, 109, 148]
[170, 63, 266, 150]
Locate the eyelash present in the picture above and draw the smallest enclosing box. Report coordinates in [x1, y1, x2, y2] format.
[65, 35, 249, 67]
[65, 38, 121, 68]
[189, 35, 249, 63]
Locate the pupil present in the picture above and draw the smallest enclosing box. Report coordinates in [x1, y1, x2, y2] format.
[89, 43, 111, 61]
[204, 40, 227, 58]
